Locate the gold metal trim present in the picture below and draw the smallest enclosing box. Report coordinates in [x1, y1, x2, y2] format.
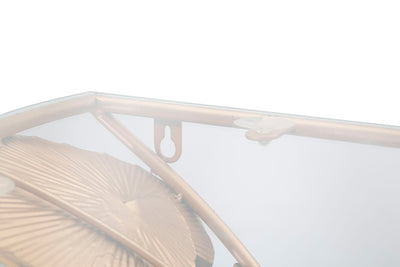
[1, 92, 399, 148]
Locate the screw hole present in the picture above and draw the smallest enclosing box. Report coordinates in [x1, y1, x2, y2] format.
[160, 126, 176, 158]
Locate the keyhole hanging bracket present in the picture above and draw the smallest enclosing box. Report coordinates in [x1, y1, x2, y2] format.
[154, 119, 182, 163]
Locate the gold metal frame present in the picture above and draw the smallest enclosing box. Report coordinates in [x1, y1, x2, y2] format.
[1, 92, 400, 267]
[1, 92, 399, 148]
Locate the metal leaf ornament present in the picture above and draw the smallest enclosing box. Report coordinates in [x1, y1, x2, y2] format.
[0, 136, 214, 267]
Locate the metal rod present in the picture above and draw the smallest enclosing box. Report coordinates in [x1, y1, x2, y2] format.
[92, 111, 261, 267]
[0, 172, 166, 267]
[96, 94, 400, 148]
[1, 92, 399, 148]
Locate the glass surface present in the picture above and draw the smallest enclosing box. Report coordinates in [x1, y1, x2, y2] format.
[1, 93, 400, 267]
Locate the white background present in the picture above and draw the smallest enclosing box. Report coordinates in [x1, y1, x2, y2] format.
[1, 0, 399, 125]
